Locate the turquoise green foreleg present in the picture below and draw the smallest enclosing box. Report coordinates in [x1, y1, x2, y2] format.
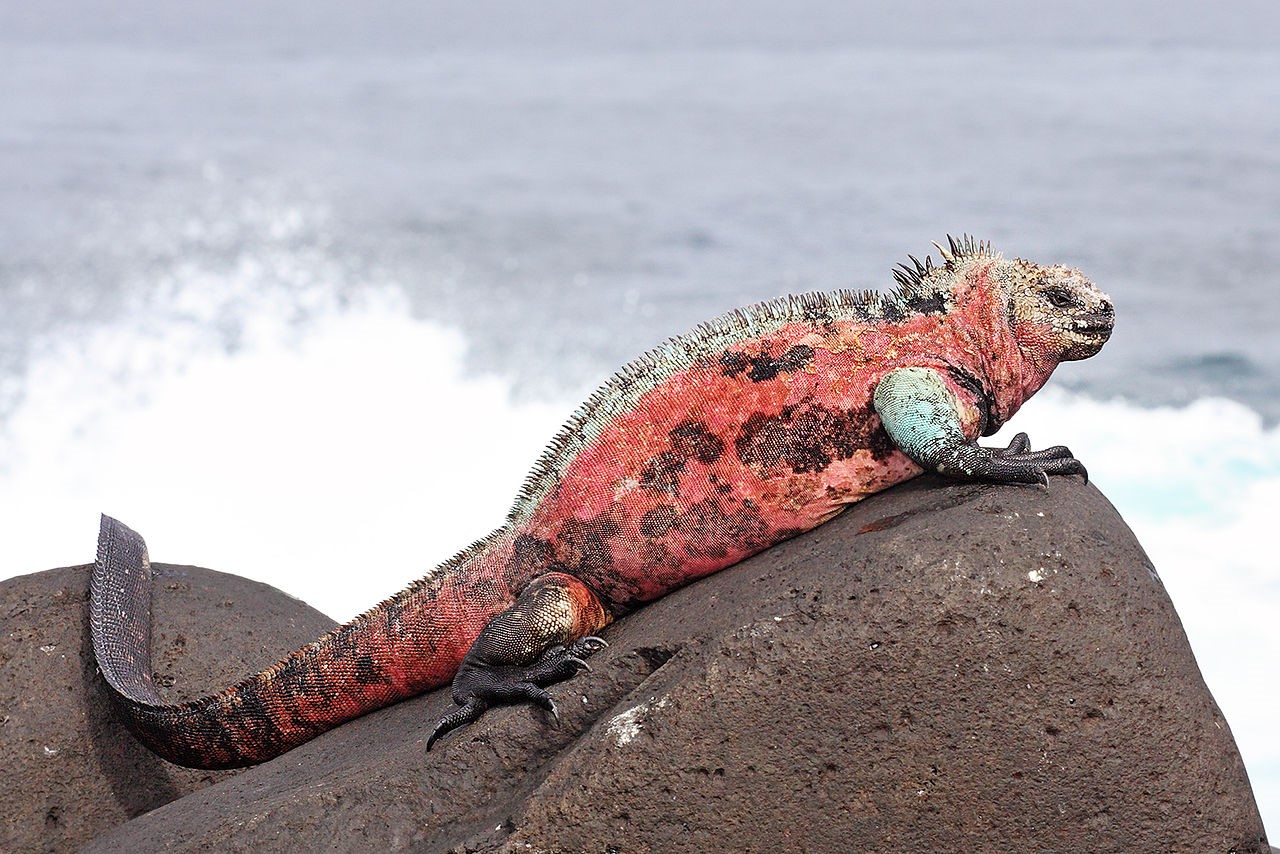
[873, 367, 1087, 486]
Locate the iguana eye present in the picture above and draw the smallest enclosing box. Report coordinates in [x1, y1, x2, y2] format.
[1046, 288, 1075, 309]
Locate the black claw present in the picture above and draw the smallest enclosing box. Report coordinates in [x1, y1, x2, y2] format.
[526, 640, 604, 683]
[570, 635, 609, 655]
[1037, 456, 1087, 477]
[426, 697, 488, 751]
[1002, 432, 1031, 455]
[519, 685, 559, 721]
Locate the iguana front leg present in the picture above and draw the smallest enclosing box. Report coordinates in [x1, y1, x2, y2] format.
[426, 572, 611, 750]
[873, 366, 1088, 486]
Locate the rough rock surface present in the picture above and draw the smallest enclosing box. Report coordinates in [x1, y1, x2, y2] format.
[0, 563, 336, 853]
[14, 478, 1270, 853]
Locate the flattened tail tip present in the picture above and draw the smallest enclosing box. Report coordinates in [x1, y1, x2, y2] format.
[98, 513, 115, 545]
[98, 512, 132, 536]
[91, 513, 162, 705]
[97, 514, 146, 550]
[94, 514, 151, 584]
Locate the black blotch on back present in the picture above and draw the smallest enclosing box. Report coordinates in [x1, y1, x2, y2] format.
[550, 509, 639, 612]
[748, 344, 815, 382]
[902, 289, 947, 315]
[675, 497, 774, 560]
[669, 420, 725, 464]
[735, 400, 898, 474]
[556, 513, 622, 577]
[639, 505, 679, 539]
[878, 301, 906, 324]
[719, 350, 751, 377]
[639, 451, 686, 494]
[503, 534, 555, 592]
[720, 344, 815, 383]
[354, 653, 385, 686]
[641, 420, 727, 494]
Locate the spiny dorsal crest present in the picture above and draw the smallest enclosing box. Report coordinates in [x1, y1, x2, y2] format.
[892, 234, 999, 291]
[933, 234, 999, 269]
[891, 253, 937, 290]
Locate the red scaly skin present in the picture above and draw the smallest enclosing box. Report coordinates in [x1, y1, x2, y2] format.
[91, 237, 1113, 767]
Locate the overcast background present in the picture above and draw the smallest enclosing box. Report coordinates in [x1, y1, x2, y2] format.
[3, 0, 1277, 838]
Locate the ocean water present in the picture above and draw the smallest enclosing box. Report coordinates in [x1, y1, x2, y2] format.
[2, 0, 1278, 837]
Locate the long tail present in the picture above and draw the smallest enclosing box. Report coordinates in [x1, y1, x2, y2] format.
[90, 516, 479, 769]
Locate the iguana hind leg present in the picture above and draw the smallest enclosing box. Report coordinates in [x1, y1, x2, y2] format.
[426, 572, 611, 750]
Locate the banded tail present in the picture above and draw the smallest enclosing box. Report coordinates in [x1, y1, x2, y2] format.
[90, 516, 474, 769]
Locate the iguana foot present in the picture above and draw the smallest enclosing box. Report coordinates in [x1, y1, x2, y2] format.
[426, 636, 608, 750]
[957, 432, 1088, 486]
[427, 572, 610, 750]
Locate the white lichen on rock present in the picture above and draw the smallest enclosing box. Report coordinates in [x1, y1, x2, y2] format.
[605, 696, 669, 747]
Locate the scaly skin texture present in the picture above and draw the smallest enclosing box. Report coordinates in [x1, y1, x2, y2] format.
[91, 236, 1114, 768]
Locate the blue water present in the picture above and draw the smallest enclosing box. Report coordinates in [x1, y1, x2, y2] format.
[2, 0, 1278, 838]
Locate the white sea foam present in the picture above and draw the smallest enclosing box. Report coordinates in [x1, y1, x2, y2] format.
[0, 281, 571, 619]
[0, 289, 1275, 833]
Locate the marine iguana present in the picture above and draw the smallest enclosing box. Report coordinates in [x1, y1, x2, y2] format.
[91, 236, 1114, 768]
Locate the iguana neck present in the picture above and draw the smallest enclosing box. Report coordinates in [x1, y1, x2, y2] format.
[949, 259, 1059, 434]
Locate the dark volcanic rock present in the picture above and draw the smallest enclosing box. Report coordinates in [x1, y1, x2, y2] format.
[0, 563, 336, 853]
[50, 479, 1273, 851]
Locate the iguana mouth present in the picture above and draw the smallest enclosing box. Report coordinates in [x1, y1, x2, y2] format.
[1073, 315, 1114, 339]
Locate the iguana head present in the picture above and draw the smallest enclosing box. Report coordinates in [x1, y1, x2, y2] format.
[919, 236, 1114, 365]
[999, 258, 1114, 363]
